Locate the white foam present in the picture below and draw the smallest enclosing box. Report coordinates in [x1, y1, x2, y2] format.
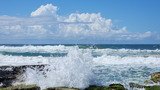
[0, 55, 49, 66]
[22, 47, 93, 89]
[0, 45, 69, 53]
[0, 45, 160, 55]
[93, 55, 160, 66]
[0, 45, 160, 89]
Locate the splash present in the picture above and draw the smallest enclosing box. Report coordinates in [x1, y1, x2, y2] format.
[0, 45, 160, 89]
[22, 47, 93, 89]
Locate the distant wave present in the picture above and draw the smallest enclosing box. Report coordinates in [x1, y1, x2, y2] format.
[0, 45, 160, 56]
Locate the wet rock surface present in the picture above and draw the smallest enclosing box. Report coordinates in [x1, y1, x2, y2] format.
[129, 82, 145, 88]
[0, 84, 40, 90]
[1, 66, 160, 90]
[0, 65, 46, 87]
[129, 82, 160, 90]
[0, 84, 160, 90]
[85, 84, 126, 90]
[45, 87, 79, 90]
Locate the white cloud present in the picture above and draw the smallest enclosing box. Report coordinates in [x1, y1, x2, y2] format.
[31, 4, 58, 17]
[0, 3, 158, 43]
[59, 13, 121, 38]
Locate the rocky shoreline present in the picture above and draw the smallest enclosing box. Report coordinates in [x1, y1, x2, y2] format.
[0, 83, 160, 90]
[0, 65, 160, 90]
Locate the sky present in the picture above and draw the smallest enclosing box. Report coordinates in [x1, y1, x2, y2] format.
[0, 0, 160, 44]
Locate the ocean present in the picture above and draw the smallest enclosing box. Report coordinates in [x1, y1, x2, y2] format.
[0, 44, 160, 89]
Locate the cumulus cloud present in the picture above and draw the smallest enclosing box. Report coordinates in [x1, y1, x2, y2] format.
[59, 13, 123, 39]
[31, 4, 58, 17]
[0, 3, 159, 43]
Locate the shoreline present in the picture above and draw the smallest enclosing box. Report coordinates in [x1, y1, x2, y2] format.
[0, 65, 160, 90]
[0, 83, 160, 90]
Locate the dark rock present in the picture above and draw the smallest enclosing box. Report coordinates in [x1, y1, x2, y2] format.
[0, 69, 18, 87]
[108, 84, 126, 90]
[84, 85, 109, 90]
[45, 87, 79, 90]
[85, 84, 125, 90]
[0, 64, 47, 87]
[129, 82, 145, 88]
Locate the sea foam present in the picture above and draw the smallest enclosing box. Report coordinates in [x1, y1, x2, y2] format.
[17, 47, 93, 89]
[0, 45, 160, 89]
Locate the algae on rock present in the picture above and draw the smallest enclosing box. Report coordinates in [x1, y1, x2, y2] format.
[44, 87, 79, 90]
[0, 84, 40, 90]
[145, 85, 160, 90]
[151, 72, 160, 83]
[85, 84, 126, 90]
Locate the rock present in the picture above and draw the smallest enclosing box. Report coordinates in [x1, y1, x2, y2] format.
[0, 64, 47, 87]
[144, 80, 154, 84]
[84, 85, 108, 90]
[0, 69, 18, 87]
[0, 84, 40, 90]
[108, 84, 125, 90]
[45, 87, 79, 90]
[85, 84, 125, 90]
[129, 82, 145, 88]
[151, 72, 160, 83]
[145, 85, 160, 90]
[129, 82, 160, 90]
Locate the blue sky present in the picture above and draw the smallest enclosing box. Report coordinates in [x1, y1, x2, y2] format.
[0, 0, 160, 44]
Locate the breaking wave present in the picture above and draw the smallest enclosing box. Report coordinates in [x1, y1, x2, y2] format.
[0, 45, 160, 89]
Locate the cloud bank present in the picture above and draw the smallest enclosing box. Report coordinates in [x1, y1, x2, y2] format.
[0, 4, 159, 44]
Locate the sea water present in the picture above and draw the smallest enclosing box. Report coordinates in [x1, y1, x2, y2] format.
[0, 44, 160, 89]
